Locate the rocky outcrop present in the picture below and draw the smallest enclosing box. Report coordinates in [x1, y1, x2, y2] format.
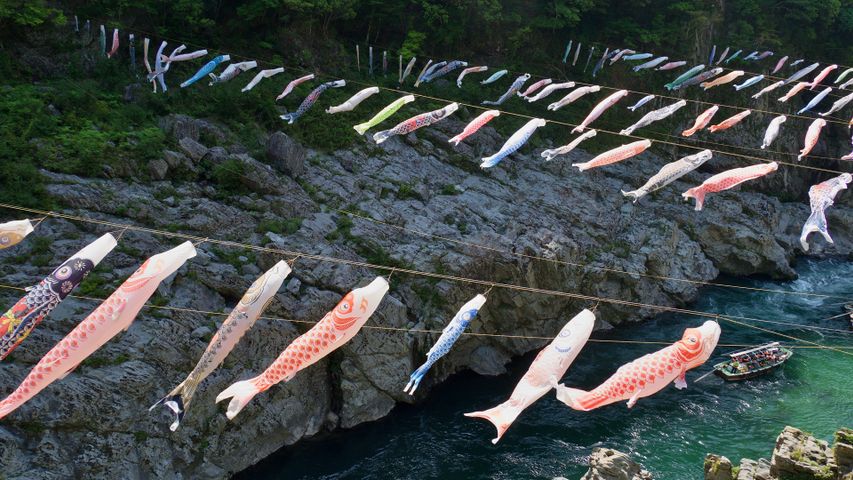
[266, 131, 306, 177]
[705, 426, 853, 480]
[2, 112, 852, 480]
[579, 447, 653, 480]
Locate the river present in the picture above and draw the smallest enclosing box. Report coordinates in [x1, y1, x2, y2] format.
[237, 258, 853, 479]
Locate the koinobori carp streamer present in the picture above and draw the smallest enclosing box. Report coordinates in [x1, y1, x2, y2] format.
[465, 309, 595, 443]
[0, 219, 34, 250]
[216, 277, 389, 420]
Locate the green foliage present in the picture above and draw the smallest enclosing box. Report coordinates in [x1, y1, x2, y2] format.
[0, 0, 65, 29]
[256, 217, 303, 235]
[211, 159, 248, 195]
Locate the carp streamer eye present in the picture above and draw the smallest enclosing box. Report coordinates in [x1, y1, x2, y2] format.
[54, 265, 73, 280]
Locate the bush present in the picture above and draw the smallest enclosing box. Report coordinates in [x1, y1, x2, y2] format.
[211, 158, 247, 195]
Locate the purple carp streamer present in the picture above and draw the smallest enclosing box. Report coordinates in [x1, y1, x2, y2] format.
[481, 118, 546, 169]
[626, 95, 655, 112]
[657, 61, 686, 71]
[0, 220, 34, 250]
[621, 150, 712, 203]
[280, 80, 346, 124]
[800, 173, 852, 251]
[483, 74, 530, 106]
[456, 66, 487, 88]
[0, 234, 117, 360]
[327, 87, 380, 114]
[150, 261, 291, 431]
[373, 103, 459, 144]
[404, 295, 487, 395]
[620, 100, 686, 135]
[547, 85, 597, 111]
[541, 130, 597, 161]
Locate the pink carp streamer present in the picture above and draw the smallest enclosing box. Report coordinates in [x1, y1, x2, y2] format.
[519, 78, 552, 98]
[572, 89, 628, 133]
[465, 309, 595, 443]
[216, 277, 389, 420]
[448, 110, 500, 146]
[800, 173, 852, 251]
[276, 74, 315, 101]
[797, 119, 827, 161]
[708, 110, 751, 133]
[555, 321, 720, 411]
[456, 66, 488, 88]
[573, 140, 651, 172]
[106, 29, 120, 58]
[682, 163, 778, 211]
[778, 82, 808, 102]
[0, 242, 197, 420]
[808, 64, 838, 90]
[681, 105, 719, 137]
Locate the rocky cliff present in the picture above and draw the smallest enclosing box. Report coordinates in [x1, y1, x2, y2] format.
[704, 426, 853, 480]
[1, 108, 851, 478]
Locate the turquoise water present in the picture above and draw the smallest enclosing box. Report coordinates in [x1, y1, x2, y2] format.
[238, 259, 853, 479]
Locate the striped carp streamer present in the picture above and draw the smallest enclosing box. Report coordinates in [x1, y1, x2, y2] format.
[480, 118, 546, 169]
[682, 163, 778, 211]
[798, 118, 827, 161]
[181, 55, 231, 88]
[327, 87, 380, 114]
[751, 80, 784, 99]
[276, 74, 315, 101]
[700, 70, 743, 90]
[734, 74, 764, 91]
[456, 66, 487, 88]
[373, 103, 458, 144]
[106, 28, 119, 58]
[421, 60, 467, 83]
[483, 74, 530, 106]
[150, 261, 291, 431]
[572, 90, 629, 133]
[621, 150, 712, 203]
[626, 95, 655, 112]
[541, 130, 597, 161]
[657, 61, 686, 71]
[820, 91, 853, 117]
[676, 68, 724, 90]
[519, 78, 552, 98]
[778, 82, 809, 102]
[404, 295, 487, 395]
[400, 57, 417, 85]
[555, 321, 720, 411]
[216, 277, 389, 420]
[208, 61, 257, 86]
[665, 64, 705, 90]
[280, 80, 346, 124]
[353, 95, 415, 135]
[783, 62, 819, 85]
[761, 115, 787, 149]
[620, 99, 686, 135]
[241, 67, 284, 92]
[448, 110, 500, 146]
[797, 87, 832, 115]
[808, 65, 838, 90]
[0, 242, 197, 420]
[708, 110, 751, 133]
[633, 56, 668, 72]
[573, 140, 651, 172]
[0, 234, 117, 360]
[681, 105, 719, 137]
[0, 219, 34, 250]
[481, 69, 508, 85]
[465, 309, 595, 443]
[800, 173, 852, 251]
[529, 82, 576, 104]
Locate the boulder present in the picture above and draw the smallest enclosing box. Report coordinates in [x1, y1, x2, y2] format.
[266, 131, 306, 177]
[231, 154, 287, 195]
[147, 158, 168, 180]
[580, 447, 653, 480]
[835, 428, 853, 479]
[704, 454, 734, 480]
[770, 426, 837, 479]
[179, 137, 208, 162]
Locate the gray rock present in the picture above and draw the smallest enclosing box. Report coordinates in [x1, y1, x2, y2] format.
[231, 154, 287, 195]
[148, 158, 168, 180]
[580, 447, 653, 480]
[266, 131, 306, 177]
[770, 426, 837, 479]
[704, 454, 734, 480]
[179, 137, 208, 162]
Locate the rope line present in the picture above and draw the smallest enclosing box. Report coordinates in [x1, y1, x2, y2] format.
[0, 282, 848, 350]
[1, 202, 852, 344]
